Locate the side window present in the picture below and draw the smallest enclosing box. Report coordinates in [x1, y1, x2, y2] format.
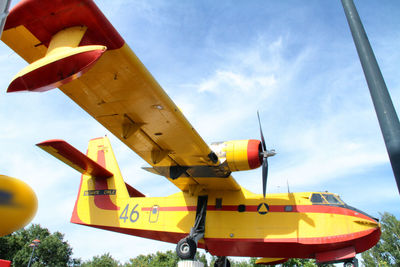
[310, 193, 324, 204]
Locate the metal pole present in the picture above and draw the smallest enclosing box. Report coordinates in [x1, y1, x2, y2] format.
[0, 0, 12, 36]
[27, 246, 35, 267]
[341, 0, 400, 195]
[27, 239, 40, 267]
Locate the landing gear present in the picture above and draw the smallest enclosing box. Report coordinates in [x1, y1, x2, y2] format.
[214, 256, 231, 267]
[343, 258, 358, 267]
[176, 196, 208, 260]
[176, 237, 197, 259]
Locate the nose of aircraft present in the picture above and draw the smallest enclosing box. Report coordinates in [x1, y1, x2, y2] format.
[346, 205, 381, 253]
[345, 204, 378, 222]
[355, 219, 381, 254]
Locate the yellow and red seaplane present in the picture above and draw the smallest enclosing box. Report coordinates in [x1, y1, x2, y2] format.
[1, 0, 380, 266]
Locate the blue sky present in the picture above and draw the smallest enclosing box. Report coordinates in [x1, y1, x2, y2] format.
[0, 0, 399, 263]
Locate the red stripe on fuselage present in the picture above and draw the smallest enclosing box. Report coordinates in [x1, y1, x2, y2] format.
[141, 206, 197, 212]
[5, 0, 124, 50]
[211, 204, 376, 222]
[141, 204, 375, 222]
[93, 149, 119, 210]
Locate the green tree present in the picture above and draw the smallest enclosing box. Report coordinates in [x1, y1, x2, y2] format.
[124, 253, 153, 267]
[208, 257, 323, 267]
[362, 212, 400, 266]
[195, 251, 208, 266]
[124, 250, 207, 267]
[81, 252, 120, 267]
[283, 258, 319, 267]
[230, 258, 256, 267]
[0, 224, 79, 267]
[147, 250, 179, 267]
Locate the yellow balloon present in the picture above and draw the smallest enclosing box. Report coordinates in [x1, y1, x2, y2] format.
[0, 175, 37, 236]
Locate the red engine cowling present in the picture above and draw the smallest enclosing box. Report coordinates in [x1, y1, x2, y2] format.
[210, 140, 262, 172]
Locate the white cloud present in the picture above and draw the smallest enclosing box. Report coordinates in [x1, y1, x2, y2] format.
[198, 70, 276, 95]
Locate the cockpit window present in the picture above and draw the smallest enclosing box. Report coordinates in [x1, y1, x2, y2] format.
[310, 193, 345, 205]
[322, 194, 342, 204]
[310, 193, 325, 204]
[336, 195, 346, 204]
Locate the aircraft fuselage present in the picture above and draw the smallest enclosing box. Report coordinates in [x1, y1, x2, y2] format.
[72, 181, 380, 261]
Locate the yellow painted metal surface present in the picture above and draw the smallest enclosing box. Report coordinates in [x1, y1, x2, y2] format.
[46, 26, 87, 56]
[71, 137, 378, 242]
[1, 23, 241, 192]
[0, 175, 37, 236]
[255, 258, 286, 264]
[57, 43, 241, 191]
[1, 25, 47, 63]
[224, 140, 251, 171]
[60, 44, 213, 167]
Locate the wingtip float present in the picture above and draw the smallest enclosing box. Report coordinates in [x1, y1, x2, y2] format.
[7, 43, 107, 93]
[3, 0, 120, 93]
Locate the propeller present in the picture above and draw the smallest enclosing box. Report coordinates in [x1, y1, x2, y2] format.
[257, 111, 276, 198]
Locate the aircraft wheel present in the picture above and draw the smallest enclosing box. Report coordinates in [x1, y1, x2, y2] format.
[344, 258, 358, 267]
[176, 237, 196, 260]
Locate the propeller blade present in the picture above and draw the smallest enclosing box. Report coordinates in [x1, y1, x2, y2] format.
[257, 111, 275, 198]
[262, 159, 268, 198]
[257, 111, 266, 152]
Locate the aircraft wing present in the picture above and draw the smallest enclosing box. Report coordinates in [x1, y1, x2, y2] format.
[1, 0, 240, 192]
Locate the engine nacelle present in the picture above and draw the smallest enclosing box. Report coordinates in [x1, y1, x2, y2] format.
[210, 140, 262, 172]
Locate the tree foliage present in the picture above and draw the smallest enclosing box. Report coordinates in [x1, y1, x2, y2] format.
[208, 256, 321, 267]
[0, 224, 79, 266]
[4, 216, 394, 267]
[81, 253, 119, 267]
[123, 250, 207, 267]
[283, 258, 329, 267]
[362, 212, 400, 266]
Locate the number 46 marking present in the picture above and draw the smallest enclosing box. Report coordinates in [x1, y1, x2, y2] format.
[119, 204, 139, 223]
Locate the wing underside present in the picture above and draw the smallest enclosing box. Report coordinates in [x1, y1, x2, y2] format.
[2, 0, 240, 192]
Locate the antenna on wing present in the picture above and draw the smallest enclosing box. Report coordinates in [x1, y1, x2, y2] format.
[287, 180, 291, 194]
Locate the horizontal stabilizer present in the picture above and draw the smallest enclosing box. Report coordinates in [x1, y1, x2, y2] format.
[37, 139, 113, 179]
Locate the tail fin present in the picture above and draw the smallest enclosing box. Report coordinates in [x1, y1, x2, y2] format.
[37, 136, 144, 225]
